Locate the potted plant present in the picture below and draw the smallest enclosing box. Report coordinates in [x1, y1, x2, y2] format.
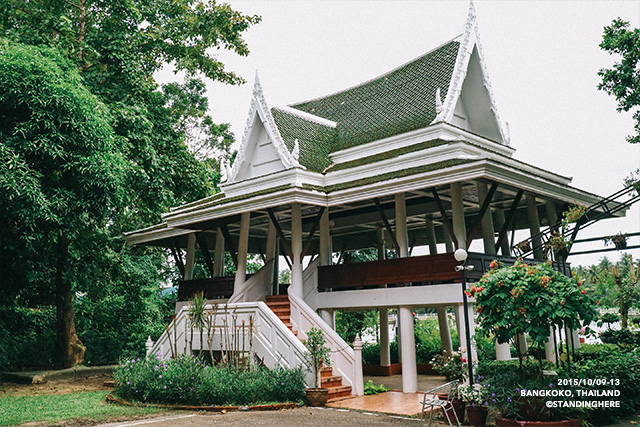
[458, 383, 491, 426]
[303, 327, 331, 407]
[469, 260, 597, 426]
[604, 233, 628, 250]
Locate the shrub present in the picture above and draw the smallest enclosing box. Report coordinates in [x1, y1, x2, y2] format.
[364, 380, 389, 395]
[0, 306, 56, 371]
[114, 354, 305, 406]
[362, 342, 399, 365]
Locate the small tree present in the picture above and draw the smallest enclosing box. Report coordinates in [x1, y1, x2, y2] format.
[303, 327, 331, 389]
[468, 260, 597, 367]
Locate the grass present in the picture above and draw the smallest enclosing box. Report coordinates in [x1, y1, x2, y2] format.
[0, 391, 164, 426]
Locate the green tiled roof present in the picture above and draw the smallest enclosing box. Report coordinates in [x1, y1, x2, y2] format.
[290, 40, 460, 153]
[271, 107, 336, 173]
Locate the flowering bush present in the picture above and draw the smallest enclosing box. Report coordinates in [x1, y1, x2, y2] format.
[561, 203, 588, 226]
[431, 350, 467, 381]
[114, 354, 305, 405]
[457, 382, 491, 406]
[469, 260, 597, 351]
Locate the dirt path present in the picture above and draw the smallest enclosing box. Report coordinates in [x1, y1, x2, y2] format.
[0, 374, 113, 396]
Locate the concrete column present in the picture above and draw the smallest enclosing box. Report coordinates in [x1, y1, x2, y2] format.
[495, 341, 511, 361]
[443, 222, 454, 253]
[494, 209, 511, 256]
[425, 217, 438, 255]
[380, 308, 391, 366]
[526, 194, 544, 259]
[545, 326, 556, 363]
[545, 202, 559, 228]
[517, 333, 528, 356]
[320, 308, 334, 329]
[319, 208, 332, 266]
[396, 309, 402, 361]
[376, 227, 386, 260]
[395, 193, 409, 257]
[437, 308, 453, 356]
[565, 326, 581, 350]
[266, 221, 277, 262]
[450, 182, 467, 250]
[233, 212, 251, 293]
[477, 182, 496, 255]
[213, 228, 225, 277]
[353, 335, 365, 396]
[398, 306, 418, 393]
[290, 203, 304, 299]
[184, 233, 196, 280]
[455, 304, 477, 363]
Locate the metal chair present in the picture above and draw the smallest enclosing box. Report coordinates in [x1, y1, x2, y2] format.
[420, 380, 461, 427]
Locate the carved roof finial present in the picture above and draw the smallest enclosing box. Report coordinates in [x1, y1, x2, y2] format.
[435, 88, 443, 114]
[292, 138, 300, 163]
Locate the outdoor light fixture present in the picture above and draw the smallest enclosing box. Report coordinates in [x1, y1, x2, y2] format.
[454, 248, 475, 385]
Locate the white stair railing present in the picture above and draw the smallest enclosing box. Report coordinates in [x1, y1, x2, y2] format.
[228, 259, 274, 303]
[288, 291, 361, 394]
[302, 257, 320, 302]
[147, 301, 313, 386]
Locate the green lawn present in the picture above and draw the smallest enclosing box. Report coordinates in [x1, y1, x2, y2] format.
[0, 391, 164, 426]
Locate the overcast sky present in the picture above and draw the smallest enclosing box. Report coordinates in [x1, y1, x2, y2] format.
[160, 0, 640, 267]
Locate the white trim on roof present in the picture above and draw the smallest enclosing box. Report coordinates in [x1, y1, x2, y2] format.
[271, 105, 337, 128]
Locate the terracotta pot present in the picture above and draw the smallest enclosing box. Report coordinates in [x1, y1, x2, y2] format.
[495, 416, 582, 427]
[305, 388, 329, 407]
[451, 398, 466, 422]
[466, 405, 489, 426]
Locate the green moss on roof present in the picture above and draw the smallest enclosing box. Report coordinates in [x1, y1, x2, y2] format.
[271, 107, 336, 173]
[327, 139, 450, 172]
[291, 40, 460, 152]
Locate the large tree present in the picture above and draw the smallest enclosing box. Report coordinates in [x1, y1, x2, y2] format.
[0, 0, 259, 367]
[0, 40, 126, 367]
[598, 18, 640, 144]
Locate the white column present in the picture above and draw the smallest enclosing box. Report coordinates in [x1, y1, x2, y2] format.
[545, 326, 556, 363]
[526, 194, 544, 259]
[184, 233, 196, 280]
[517, 333, 528, 356]
[266, 220, 277, 262]
[425, 217, 438, 255]
[213, 228, 225, 277]
[353, 335, 365, 396]
[450, 182, 467, 250]
[290, 203, 303, 299]
[546, 202, 559, 227]
[565, 326, 581, 350]
[319, 208, 332, 266]
[455, 304, 477, 363]
[493, 209, 511, 256]
[437, 308, 453, 356]
[395, 193, 409, 257]
[376, 227, 386, 260]
[398, 306, 417, 393]
[443, 223, 454, 253]
[320, 309, 334, 329]
[495, 341, 511, 361]
[477, 182, 496, 255]
[233, 212, 250, 294]
[380, 308, 391, 367]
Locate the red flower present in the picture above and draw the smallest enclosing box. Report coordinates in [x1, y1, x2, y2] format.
[577, 281, 583, 286]
[560, 300, 565, 305]
[460, 357, 467, 363]
[465, 290, 472, 297]
[489, 260, 499, 269]
[580, 290, 586, 294]
[476, 306, 483, 313]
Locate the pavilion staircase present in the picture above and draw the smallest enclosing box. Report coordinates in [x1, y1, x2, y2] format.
[265, 295, 353, 400]
[513, 183, 640, 260]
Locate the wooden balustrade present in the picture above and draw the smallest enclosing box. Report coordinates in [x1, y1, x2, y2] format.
[178, 276, 249, 300]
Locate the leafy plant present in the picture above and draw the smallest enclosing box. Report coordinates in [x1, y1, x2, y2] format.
[457, 383, 491, 405]
[363, 380, 390, 395]
[303, 327, 331, 389]
[431, 350, 467, 381]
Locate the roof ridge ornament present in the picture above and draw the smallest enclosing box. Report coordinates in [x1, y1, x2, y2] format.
[292, 139, 300, 162]
[435, 88, 443, 114]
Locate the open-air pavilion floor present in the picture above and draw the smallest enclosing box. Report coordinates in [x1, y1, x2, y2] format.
[327, 374, 448, 417]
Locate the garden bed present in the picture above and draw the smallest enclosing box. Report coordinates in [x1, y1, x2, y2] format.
[362, 362, 436, 376]
[105, 393, 299, 411]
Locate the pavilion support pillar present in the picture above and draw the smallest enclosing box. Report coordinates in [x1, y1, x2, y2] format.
[425, 217, 438, 255]
[213, 228, 225, 277]
[319, 208, 332, 266]
[443, 223, 454, 252]
[437, 308, 453, 357]
[290, 203, 303, 299]
[495, 341, 511, 361]
[379, 308, 391, 366]
[565, 326, 581, 350]
[376, 227, 386, 260]
[450, 183, 466, 250]
[546, 202, 559, 227]
[455, 304, 477, 363]
[477, 182, 496, 255]
[233, 212, 250, 294]
[517, 333, 528, 356]
[545, 326, 557, 363]
[398, 306, 417, 393]
[526, 194, 544, 259]
[184, 233, 196, 281]
[395, 193, 409, 257]
[494, 209, 511, 256]
[320, 309, 334, 329]
[266, 220, 277, 262]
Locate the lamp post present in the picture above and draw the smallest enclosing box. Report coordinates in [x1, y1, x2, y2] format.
[454, 248, 475, 385]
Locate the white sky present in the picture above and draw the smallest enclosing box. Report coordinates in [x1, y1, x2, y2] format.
[159, 0, 640, 268]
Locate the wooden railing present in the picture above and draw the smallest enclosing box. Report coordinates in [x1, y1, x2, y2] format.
[317, 252, 571, 292]
[178, 276, 249, 300]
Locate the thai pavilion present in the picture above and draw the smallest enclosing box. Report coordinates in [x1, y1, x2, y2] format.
[125, 3, 623, 397]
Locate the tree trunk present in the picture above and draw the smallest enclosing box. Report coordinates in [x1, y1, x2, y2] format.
[55, 232, 86, 368]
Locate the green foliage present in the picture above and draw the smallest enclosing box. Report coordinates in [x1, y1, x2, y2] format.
[0, 391, 161, 426]
[0, 306, 56, 371]
[362, 341, 399, 365]
[598, 19, 640, 144]
[303, 327, 331, 389]
[114, 355, 305, 406]
[471, 260, 597, 349]
[431, 350, 466, 381]
[363, 380, 389, 395]
[335, 310, 378, 344]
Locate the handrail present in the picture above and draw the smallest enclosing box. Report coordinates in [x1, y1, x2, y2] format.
[302, 257, 321, 302]
[288, 290, 359, 394]
[147, 301, 313, 386]
[228, 259, 274, 303]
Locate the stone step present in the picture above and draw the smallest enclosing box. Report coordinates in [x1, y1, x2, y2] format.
[265, 295, 290, 302]
[326, 385, 353, 399]
[321, 377, 343, 388]
[320, 366, 333, 378]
